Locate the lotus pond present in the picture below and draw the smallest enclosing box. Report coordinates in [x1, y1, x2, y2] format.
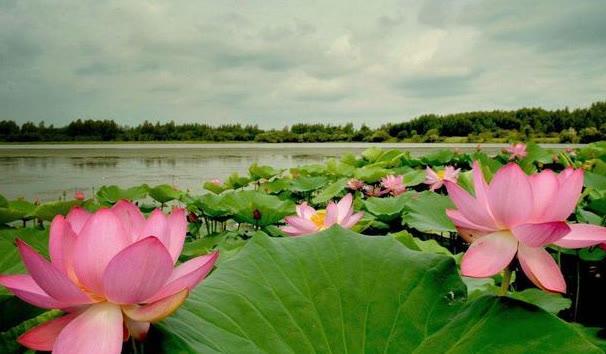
[2, 142, 606, 353]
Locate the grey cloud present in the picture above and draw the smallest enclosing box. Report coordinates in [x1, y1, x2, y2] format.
[393, 71, 481, 98]
[460, 0, 606, 51]
[0, 0, 604, 127]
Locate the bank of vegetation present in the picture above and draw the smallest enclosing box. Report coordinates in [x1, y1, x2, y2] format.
[1, 101, 605, 143]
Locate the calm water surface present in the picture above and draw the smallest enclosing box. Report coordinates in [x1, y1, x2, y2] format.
[0, 143, 580, 200]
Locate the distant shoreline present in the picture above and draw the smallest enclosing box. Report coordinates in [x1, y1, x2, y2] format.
[0, 140, 586, 146]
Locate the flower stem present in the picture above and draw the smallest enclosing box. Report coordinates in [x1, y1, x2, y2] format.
[498, 267, 512, 296]
[131, 337, 139, 354]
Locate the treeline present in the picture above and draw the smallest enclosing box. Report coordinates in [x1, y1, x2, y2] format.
[1, 101, 606, 143]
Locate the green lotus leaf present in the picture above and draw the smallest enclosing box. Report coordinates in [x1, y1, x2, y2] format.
[421, 150, 454, 165]
[149, 184, 183, 204]
[363, 194, 411, 222]
[311, 178, 348, 205]
[249, 163, 281, 180]
[585, 171, 606, 191]
[33, 200, 82, 222]
[261, 179, 291, 194]
[0, 194, 8, 208]
[508, 288, 571, 314]
[222, 190, 295, 227]
[157, 227, 600, 353]
[193, 194, 233, 220]
[402, 191, 456, 234]
[96, 184, 149, 204]
[353, 166, 389, 183]
[289, 176, 328, 193]
[203, 181, 227, 194]
[224, 172, 251, 189]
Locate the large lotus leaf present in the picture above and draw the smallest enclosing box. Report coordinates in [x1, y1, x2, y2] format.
[508, 288, 571, 314]
[0, 194, 8, 208]
[33, 200, 82, 221]
[260, 179, 291, 194]
[361, 147, 384, 162]
[576, 209, 602, 225]
[222, 190, 295, 227]
[340, 153, 359, 166]
[402, 191, 456, 234]
[0, 310, 60, 354]
[96, 184, 149, 204]
[585, 172, 606, 191]
[421, 150, 454, 165]
[414, 295, 599, 353]
[224, 173, 251, 189]
[392, 230, 452, 256]
[289, 176, 328, 192]
[0, 228, 49, 297]
[519, 143, 554, 174]
[312, 178, 348, 205]
[203, 181, 227, 194]
[149, 184, 183, 204]
[326, 159, 355, 177]
[361, 149, 403, 164]
[353, 166, 389, 183]
[249, 163, 281, 180]
[156, 227, 600, 353]
[391, 167, 427, 187]
[193, 194, 233, 220]
[290, 164, 327, 176]
[0, 209, 26, 225]
[0, 200, 37, 224]
[471, 152, 503, 182]
[363, 194, 411, 222]
[577, 141, 606, 160]
[8, 200, 36, 217]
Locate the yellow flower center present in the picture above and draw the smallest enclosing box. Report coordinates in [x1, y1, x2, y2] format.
[436, 170, 446, 179]
[310, 210, 327, 229]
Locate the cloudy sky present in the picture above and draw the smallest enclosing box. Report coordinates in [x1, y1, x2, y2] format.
[1, 0, 605, 128]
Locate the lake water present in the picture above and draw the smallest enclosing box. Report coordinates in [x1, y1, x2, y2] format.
[0, 143, 580, 200]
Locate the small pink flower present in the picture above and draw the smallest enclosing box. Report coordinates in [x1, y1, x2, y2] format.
[0, 201, 218, 353]
[346, 178, 364, 191]
[363, 185, 385, 197]
[565, 147, 576, 157]
[281, 194, 364, 236]
[505, 143, 527, 160]
[74, 191, 85, 201]
[380, 175, 406, 196]
[209, 179, 222, 186]
[424, 166, 460, 191]
[445, 162, 606, 293]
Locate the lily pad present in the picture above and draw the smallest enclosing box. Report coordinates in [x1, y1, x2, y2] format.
[96, 184, 149, 204]
[402, 191, 456, 234]
[157, 227, 600, 353]
[222, 190, 295, 227]
[33, 200, 82, 222]
[149, 184, 183, 204]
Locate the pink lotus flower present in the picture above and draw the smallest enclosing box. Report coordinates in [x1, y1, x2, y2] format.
[281, 194, 364, 236]
[0, 201, 218, 353]
[380, 175, 406, 196]
[424, 166, 460, 191]
[565, 147, 576, 157]
[74, 191, 85, 201]
[209, 179, 222, 186]
[445, 162, 606, 293]
[505, 143, 527, 160]
[346, 178, 365, 191]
